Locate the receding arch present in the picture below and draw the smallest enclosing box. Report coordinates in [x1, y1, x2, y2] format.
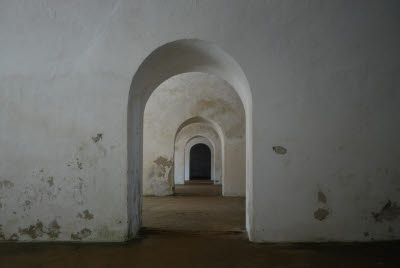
[186, 138, 214, 181]
[127, 39, 253, 240]
[174, 117, 223, 187]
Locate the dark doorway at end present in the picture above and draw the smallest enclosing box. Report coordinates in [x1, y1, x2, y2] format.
[189, 143, 211, 180]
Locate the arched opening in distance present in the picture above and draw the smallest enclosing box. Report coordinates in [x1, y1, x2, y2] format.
[174, 117, 223, 186]
[189, 143, 211, 180]
[128, 39, 253, 240]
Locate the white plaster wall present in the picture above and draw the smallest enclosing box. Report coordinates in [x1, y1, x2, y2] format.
[143, 72, 245, 196]
[0, 0, 399, 242]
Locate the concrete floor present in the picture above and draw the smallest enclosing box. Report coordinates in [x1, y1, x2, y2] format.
[174, 183, 222, 196]
[142, 196, 244, 232]
[1, 185, 399, 267]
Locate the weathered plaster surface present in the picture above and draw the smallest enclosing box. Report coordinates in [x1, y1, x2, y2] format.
[0, 134, 126, 241]
[143, 73, 245, 196]
[0, 1, 399, 242]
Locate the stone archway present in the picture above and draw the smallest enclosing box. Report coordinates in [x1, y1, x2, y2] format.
[174, 119, 223, 187]
[127, 39, 253, 239]
[189, 143, 212, 180]
[186, 138, 214, 182]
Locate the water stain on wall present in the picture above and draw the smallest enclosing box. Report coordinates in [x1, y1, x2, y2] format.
[153, 157, 173, 179]
[146, 156, 175, 195]
[372, 200, 400, 222]
[20, 221, 44, 239]
[77, 209, 94, 220]
[18, 219, 60, 239]
[314, 188, 330, 221]
[76, 158, 83, 169]
[191, 99, 235, 118]
[92, 133, 103, 143]
[0, 180, 14, 189]
[47, 177, 54, 187]
[9, 233, 19, 241]
[314, 208, 330, 221]
[318, 190, 327, 204]
[0, 225, 5, 240]
[71, 228, 92, 240]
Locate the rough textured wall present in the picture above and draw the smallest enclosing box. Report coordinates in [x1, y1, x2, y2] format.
[0, 0, 399, 242]
[143, 72, 245, 196]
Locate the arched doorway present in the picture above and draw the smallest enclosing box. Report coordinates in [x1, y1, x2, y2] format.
[190, 143, 211, 180]
[174, 117, 223, 186]
[127, 39, 253, 240]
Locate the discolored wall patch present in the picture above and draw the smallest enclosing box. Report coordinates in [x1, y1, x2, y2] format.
[372, 200, 400, 222]
[0, 180, 14, 189]
[92, 133, 103, 143]
[314, 188, 330, 221]
[71, 228, 92, 240]
[153, 156, 173, 174]
[318, 190, 327, 204]
[272, 146, 287, 155]
[77, 209, 94, 220]
[314, 208, 330, 221]
[9, 233, 19, 241]
[0, 225, 5, 240]
[18, 219, 61, 239]
[47, 177, 54, 187]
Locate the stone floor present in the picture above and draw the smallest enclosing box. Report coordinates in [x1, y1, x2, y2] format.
[142, 196, 244, 232]
[1, 184, 399, 267]
[174, 183, 222, 196]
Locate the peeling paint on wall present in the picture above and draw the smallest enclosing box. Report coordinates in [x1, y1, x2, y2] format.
[153, 156, 174, 176]
[372, 200, 400, 222]
[272, 146, 287, 155]
[0, 180, 14, 189]
[0, 130, 119, 242]
[77, 209, 94, 220]
[0, 1, 399, 243]
[314, 208, 329, 221]
[18, 220, 61, 239]
[314, 188, 330, 221]
[71, 228, 92, 240]
[92, 133, 103, 143]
